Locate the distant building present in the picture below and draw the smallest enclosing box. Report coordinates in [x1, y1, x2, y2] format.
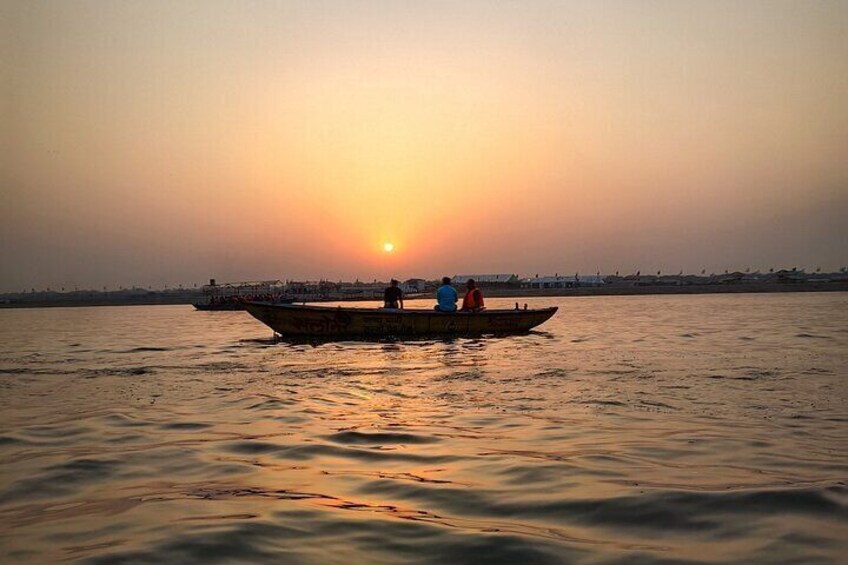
[204, 280, 285, 298]
[522, 275, 605, 288]
[771, 269, 807, 284]
[717, 272, 748, 284]
[401, 278, 426, 293]
[286, 280, 330, 297]
[622, 274, 663, 286]
[452, 274, 519, 286]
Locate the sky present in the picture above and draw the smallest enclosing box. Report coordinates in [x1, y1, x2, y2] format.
[1, 0, 846, 292]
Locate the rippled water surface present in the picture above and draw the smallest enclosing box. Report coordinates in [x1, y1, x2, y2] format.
[1, 294, 847, 564]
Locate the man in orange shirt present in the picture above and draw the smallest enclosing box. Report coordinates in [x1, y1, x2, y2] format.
[461, 279, 485, 312]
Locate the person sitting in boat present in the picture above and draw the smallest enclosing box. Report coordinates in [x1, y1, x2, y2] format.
[383, 279, 404, 309]
[434, 277, 458, 312]
[461, 278, 485, 312]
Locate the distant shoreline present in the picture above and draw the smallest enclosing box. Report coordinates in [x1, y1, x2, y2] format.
[469, 282, 848, 299]
[2, 282, 846, 309]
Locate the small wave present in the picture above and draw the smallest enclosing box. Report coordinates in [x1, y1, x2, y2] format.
[21, 424, 91, 438]
[246, 398, 296, 410]
[84, 509, 573, 564]
[639, 400, 676, 409]
[0, 435, 30, 446]
[84, 366, 155, 377]
[224, 441, 283, 455]
[0, 367, 78, 376]
[795, 333, 831, 339]
[159, 422, 213, 431]
[435, 370, 485, 382]
[324, 431, 440, 446]
[739, 370, 778, 380]
[178, 513, 259, 521]
[224, 441, 460, 464]
[101, 413, 152, 427]
[587, 369, 638, 376]
[105, 433, 146, 444]
[194, 361, 251, 373]
[570, 399, 626, 407]
[0, 458, 121, 504]
[0, 367, 32, 374]
[356, 480, 847, 531]
[534, 369, 568, 378]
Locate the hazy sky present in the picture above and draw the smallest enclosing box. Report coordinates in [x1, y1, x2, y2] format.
[2, 0, 846, 291]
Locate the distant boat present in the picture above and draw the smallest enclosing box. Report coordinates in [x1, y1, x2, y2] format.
[194, 279, 292, 311]
[243, 302, 558, 338]
[193, 301, 243, 311]
[194, 296, 294, 311]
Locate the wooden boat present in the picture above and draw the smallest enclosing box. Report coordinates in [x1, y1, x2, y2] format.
[194, 279, 292, 311]
[243, 302, 558, 338]
[194, 297, 294, 311]
[193, 301, 245, 311]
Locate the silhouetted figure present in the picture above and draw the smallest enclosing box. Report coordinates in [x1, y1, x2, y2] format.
[434, 277, 458, 312]
[461, 278, 485, 312]
[383, 279, 404, 309]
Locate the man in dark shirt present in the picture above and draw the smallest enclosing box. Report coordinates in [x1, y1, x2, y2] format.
[383, 279, 404, 309]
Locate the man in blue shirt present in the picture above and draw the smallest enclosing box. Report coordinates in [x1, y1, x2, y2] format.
[435, 277, 458, 312]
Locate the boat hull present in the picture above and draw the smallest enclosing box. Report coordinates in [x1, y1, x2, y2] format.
[243, 302, 558, 338]
[194, 297, 294, 311]
[193, 302, 245, 311]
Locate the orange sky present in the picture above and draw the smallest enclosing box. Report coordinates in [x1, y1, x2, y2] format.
[1, 1, 846, 291]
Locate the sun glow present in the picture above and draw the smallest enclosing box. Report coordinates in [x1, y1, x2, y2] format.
[383, 242, 394, 253]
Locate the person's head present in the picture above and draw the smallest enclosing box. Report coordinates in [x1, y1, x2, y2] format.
[441, 276, 451, 286]
[390, 279, 399, 287]
[466, 278, 476, 289]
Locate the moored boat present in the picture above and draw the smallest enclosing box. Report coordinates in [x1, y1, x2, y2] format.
[193, 279, 292, 311]
[193, 301, 247, 311]
[243, 302, 558, 338]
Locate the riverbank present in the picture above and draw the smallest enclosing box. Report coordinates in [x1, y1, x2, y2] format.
[3, 281, 846, 309]
[472, 281, 848, 298]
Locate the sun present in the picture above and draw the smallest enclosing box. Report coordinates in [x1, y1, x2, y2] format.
[383, 242, 394, 252]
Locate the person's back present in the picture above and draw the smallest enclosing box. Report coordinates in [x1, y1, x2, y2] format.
[435, 277, 458, 312]
[384, 279, 403, 309]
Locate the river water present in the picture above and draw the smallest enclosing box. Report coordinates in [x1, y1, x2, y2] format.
[1, 293, 846, 564]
